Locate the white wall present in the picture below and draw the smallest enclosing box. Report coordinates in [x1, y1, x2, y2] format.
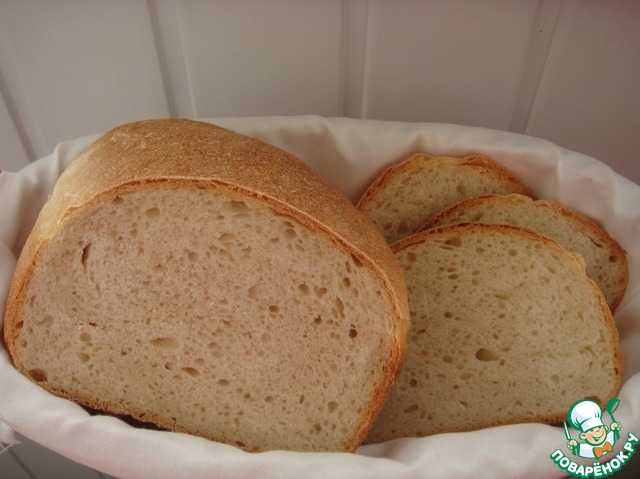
[1, 0, 639, 476]
[1, 0, 638, 183]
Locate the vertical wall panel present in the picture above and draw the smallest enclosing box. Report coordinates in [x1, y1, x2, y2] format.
[0, 448, 34, 479]
[150, 0, 197, 119]
[340, 0, 371, 118]
[5, 434, 106, 479]
[167, 0, 345, 118]
[0, 90, 31, 172]
[0, 0, 170, 161]
[526, 0, 640, 184]
[361, 0, 540, 129]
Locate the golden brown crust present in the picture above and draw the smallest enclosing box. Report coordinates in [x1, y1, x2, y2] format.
[3, 119, 409, 451]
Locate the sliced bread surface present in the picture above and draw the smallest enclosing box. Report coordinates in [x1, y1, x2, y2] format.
[356, 153, 533, 243]
[365, 223, 622, 443]
[422, 194, 628, 311]
[3, 119, 410, 452]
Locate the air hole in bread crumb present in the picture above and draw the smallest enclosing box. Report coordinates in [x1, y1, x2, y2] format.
[349, 328, 358, 339]
[314, 315, 322, 325]
[314, 286, 327, 298]
[298, 283, 310, 295]
[268, 305, 280, 313]
[350, 254, 363, 268]
[218, 232, 235, 243]
[80, 332, 92, 343]
[112, 195, 124, 204]
[445, 236, 463, 247]
[81, 242, 92, 266]
[150, 337, 179, 348]
[247, 285, 258, 299]
[442, 355, 454, 363]
[327, 401, 338, 413]
[334, 298, 345, 318]
[403, 404, 418, 413]
[264, 396, 274, 403]
[37, 315, 53, 327]
[409, 378, 418, 387]
[508, 248, 518, 256]
[217, 379, 230, 386]
[459, 400, 469, 407]
[144, 207, 160, 217]
[397, 219, 412, 234]
[28, 369, 48, 382]
[222, 200, 248, 213]
[181, 367, 200, 377]
[475, 348, 500, 361]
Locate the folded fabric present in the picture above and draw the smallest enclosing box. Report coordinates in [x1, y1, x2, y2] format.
[0, 116, 638, 479]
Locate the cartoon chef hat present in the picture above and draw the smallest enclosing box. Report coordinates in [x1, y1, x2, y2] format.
[568, 399, 604, 432]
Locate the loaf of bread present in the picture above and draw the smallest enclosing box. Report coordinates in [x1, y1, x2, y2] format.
[423, 194, 628, 311]
[356, 153, 533, 243]
[365, 223, 622, 443]
[3, 119, 410, 452]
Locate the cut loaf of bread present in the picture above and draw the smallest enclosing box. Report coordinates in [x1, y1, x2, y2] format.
[422, 194, 628, 311]
[3, 119, 410, 452]
[356, 153, 533, 243]
[365, 223, 622, 443]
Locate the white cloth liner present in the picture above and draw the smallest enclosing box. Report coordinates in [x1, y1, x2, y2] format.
[0, 116, 638, 478]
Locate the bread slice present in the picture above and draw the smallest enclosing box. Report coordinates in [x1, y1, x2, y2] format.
[356, 153, 533, 243]
[3, 119, 410, 452]
[422, 194, 628, 312]
[365, 223, 622, 443]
